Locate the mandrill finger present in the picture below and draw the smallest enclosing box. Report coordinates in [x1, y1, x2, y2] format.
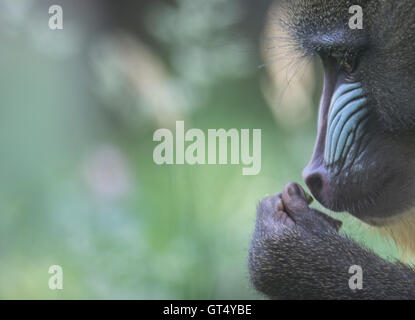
[282, 182, 310, 214]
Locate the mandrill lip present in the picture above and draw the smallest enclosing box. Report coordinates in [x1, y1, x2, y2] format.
[303, 163, 409, 227]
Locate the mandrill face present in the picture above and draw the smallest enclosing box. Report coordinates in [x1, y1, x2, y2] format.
[302, 58, 415, 226]
[280, 0, 415, 226]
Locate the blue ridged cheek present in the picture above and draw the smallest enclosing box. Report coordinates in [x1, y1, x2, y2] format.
[324, 83, 368, 167]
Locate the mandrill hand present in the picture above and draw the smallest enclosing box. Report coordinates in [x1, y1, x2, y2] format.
[249, 182, 348, 300]
[254, 182, 342, 240]
[249, 182, 415, 300]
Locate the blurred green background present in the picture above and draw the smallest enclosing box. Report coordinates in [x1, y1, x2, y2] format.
[0, 0, 404, 299]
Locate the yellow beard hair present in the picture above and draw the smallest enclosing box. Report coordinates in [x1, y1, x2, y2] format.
[376, 210, 415, 262]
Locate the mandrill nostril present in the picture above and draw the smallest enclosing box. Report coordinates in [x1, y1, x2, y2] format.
[303, 168, 330, 200]
[305, 174, 323, 195]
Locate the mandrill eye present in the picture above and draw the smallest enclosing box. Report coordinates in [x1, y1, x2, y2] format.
[330, 51, 357, 74]
[341, 59, 354, 73]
